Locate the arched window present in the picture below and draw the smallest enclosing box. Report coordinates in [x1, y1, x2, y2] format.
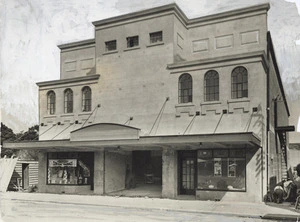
[231, 66, 248, 99]
[47, 91, 56, 115]
[178, 73, 193, 103]
[82, 86, 91, 112]
[204, 70, 219, 101]
[64, 88, 73, 113]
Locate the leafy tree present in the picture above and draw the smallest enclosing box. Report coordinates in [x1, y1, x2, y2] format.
[1, 123, 18, 157]
[1, 123, 39, 160]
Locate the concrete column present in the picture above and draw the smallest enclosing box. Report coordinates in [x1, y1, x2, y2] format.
[94, 151, 105, 194]
[37, 152, 47, 193]
[162, 148, 177, 198]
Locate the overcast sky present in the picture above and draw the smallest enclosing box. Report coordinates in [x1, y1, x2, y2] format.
[0, 0, 299, 135]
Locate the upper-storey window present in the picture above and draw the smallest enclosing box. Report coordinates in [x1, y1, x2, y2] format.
[64, 88, 73, 113]
[179, 73, 193, 104]
[150, 31, 163, 44]
[231, 66, 248, 99]
[47, 91, 56, 115]
[105, 40, 117, 51]
[82, 86, 91, 112]
[204, 70, 219, 102]
[127, 36, 139, 48]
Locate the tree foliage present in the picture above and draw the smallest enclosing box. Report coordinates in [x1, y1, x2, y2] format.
[1, 123, 39, 160]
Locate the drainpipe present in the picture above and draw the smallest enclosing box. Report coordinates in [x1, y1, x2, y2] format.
[266, 32, 271, 194]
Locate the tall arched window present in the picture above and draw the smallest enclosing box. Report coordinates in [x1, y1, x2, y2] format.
[231, 66, 248, 99]
[204, 70, 219, 101]
[178, 73, 192, 103]
[82, 86, 91, 112]
[47, 91, 56, 115]
[64, 88, 73, 113]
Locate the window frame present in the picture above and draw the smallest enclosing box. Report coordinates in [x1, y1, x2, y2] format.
[47, 152, 94, 186]
[126, 36, 139, 48]
[197, 149, 246, 192]
[149, 31, 163, 44]
[204, 70, 219, 102]
[105, 40, 117, 52]
[178, 73, 193, 104]
[231, 66, 248, 99]
[47, 91, 56, 115]
[82, 86, 92, 112]
[64, 88, 73, 114]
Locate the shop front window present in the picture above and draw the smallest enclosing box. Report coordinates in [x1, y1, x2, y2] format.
[47, 152, 93, 185]
[197, 149, 246, 191]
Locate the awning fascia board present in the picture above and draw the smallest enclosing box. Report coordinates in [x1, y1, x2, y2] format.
[3, 132, 261, 151]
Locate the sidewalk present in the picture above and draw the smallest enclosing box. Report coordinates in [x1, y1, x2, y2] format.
[1, 192, 299, 221]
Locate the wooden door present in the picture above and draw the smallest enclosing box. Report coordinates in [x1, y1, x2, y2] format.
[179, 152, 196, 195]
[22, 164, 29, 190]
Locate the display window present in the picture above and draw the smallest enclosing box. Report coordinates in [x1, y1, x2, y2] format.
[197, 149, 246, 191]
[47, 152, 93, 185]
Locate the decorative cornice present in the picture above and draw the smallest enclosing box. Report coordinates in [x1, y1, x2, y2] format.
[167, 51, 269, 72]
[92, 3, 269, 29]
[36, 74, 100, 87]
[58, 39, 95, 51]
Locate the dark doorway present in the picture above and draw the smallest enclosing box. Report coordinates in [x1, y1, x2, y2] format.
[179, 151, 197, 195]
[132, 151, 162, 185]
[22, 163, 29, 190]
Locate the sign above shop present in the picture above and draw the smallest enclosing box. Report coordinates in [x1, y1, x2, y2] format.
[49, 159, 77, 167]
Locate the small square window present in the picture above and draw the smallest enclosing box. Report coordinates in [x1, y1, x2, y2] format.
[127, 36, 139, 48]
[150, 31, 163, 44]
[105, 40, 117, 51]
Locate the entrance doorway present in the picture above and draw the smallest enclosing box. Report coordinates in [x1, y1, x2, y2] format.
[132, 150, 162, 186]
[179, 151, 196, 195]
[22, 163, 29, 190]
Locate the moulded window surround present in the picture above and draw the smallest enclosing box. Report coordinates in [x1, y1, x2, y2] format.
[204, 70, 219, 102]
[231, 66, 248, 99]
[105, 40, 117, 52]
[178, 73, 193, 104]
[82, 86, 92, 112]
[150, 31, 163, 44]
[127, 36, 139, 48]
[47, 91, 56, 115]
[64, 88, 73, 113]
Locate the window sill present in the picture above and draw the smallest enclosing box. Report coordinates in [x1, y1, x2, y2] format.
[61, 113, 74, 117]
[175, 103, 195, 108]
[146, 42, 164, 47]
[124, 46, 140, 52]
[44, 115, 57, 119]
[200, 101, 221, 106]
[227, 98, 250, 104]
[103, 50, 118, 55]
[78, 112, 92, 116]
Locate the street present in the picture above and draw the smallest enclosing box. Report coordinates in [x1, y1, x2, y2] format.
[1, 198, 278, 222]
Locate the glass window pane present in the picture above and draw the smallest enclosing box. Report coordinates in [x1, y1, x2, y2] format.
[197, 150, 246, 191]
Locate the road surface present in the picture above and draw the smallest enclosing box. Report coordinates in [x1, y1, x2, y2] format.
[1, 198, 278, 222]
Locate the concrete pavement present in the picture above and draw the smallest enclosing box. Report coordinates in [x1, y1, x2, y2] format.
[1, 192, 299, 221]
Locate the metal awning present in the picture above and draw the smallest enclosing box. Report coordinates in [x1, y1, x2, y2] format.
[3, 132, 261, 152]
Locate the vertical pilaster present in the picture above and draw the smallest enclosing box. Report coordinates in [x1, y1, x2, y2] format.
[38, 152, 47, 193]
[94, 150, 105, 194]
[162, 148, 178, 198]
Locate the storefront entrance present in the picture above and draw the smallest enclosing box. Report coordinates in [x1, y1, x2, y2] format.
[22, 163, 29, 190]
[179, 151, 196, 195]
[132, 150, 162, 186]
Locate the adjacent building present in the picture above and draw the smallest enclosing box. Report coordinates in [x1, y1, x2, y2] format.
[4, 3, 294, 202]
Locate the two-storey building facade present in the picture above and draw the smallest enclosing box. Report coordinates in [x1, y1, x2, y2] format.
[5, 3, 294, 202]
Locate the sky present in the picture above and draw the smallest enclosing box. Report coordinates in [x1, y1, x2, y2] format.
[0, 0, 300, 140]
